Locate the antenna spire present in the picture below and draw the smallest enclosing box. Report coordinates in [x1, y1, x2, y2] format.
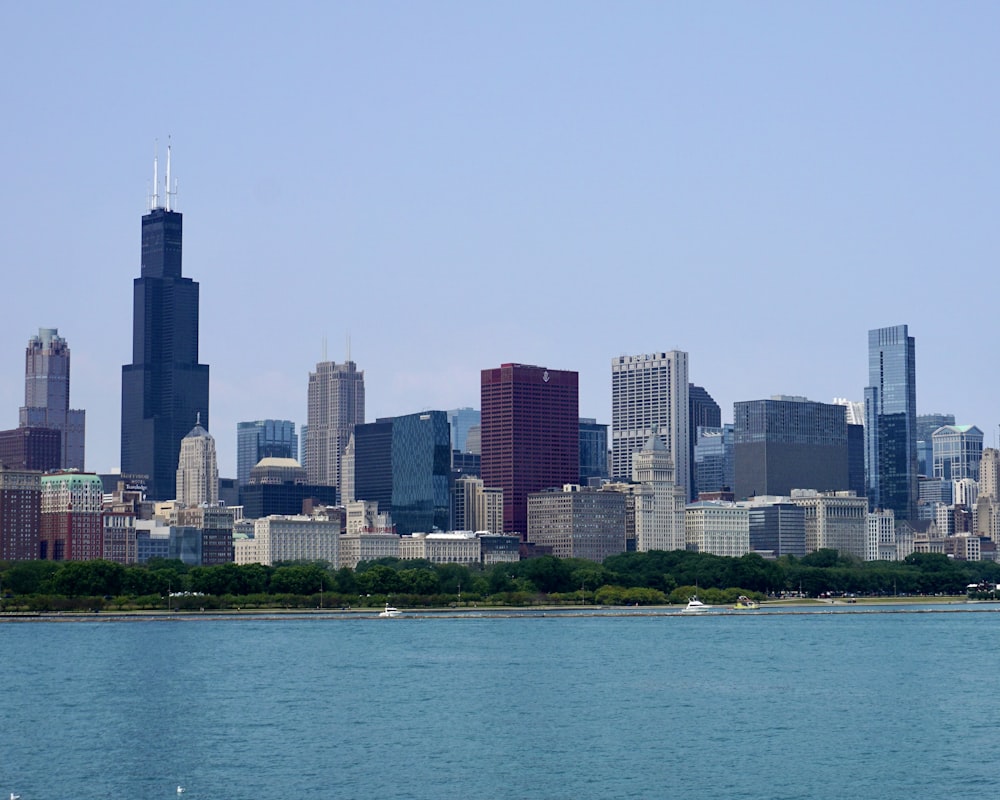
[346, 332, 351, 363]
[165, 139, 172, 211]
[152, 140, 160, 210]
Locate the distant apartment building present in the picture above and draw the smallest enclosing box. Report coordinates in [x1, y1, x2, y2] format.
[789, 489, 868, 559]
[0, 466, 41, 561]
[451, 475, 503, 534]
[40, 471, 104, 561]
[527, 485, 626, 562]
[684, 501, 750, 558]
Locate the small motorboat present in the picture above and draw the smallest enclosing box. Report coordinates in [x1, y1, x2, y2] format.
[681, 596, 711, 613]
[378, 603, 402, 618]
[734, 596, 760, 610]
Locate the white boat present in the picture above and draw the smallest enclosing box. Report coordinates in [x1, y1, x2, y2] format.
[378, 603, 402, 618]
[682, 596, 711, 613]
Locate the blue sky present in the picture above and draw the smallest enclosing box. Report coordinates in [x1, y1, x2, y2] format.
[2, 2, 999, 476]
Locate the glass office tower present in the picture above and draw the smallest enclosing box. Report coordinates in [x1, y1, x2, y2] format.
[121, 200, 210, 501]
[864, 325, 917, 520]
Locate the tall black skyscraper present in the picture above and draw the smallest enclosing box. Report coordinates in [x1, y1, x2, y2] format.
[121, 152, 209, 500]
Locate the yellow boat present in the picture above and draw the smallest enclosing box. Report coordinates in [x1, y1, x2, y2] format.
[734, 596, 760, 610]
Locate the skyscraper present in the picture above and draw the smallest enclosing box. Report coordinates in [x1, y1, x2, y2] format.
[305, 360, 364, 490]
[350, 411, 451, 535]
[121, 151, 210, 500]
[481, 363, 579, 538]
[176, 417, 219, 507]
[632, 431, 686, 551]
[611, 352, 689, 496]
[688, 384, 720, 500]
[864, 324, 917, 521]
[733, 396, 850, 500]
[237, 420, 298, 486]
[19, 328, 86, 470]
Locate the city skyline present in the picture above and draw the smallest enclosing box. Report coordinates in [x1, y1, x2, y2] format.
[3, 5, 1000, 476]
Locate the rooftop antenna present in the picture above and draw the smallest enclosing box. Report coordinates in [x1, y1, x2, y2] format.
[346, 332, 351, 363]
[151, 140, 160, 210]
[165, 138, 172, 212]
[322, 337, 328, 363]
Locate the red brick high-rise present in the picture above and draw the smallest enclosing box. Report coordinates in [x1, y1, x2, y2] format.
[481, 364, 579, 539]
[0, 466, 41, 561]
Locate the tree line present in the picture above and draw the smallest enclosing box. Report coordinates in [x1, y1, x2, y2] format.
[1, 549, 996, 611]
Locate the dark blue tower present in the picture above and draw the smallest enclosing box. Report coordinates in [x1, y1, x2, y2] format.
[121, 157, 209, 500]
[864, 324, 917, 521]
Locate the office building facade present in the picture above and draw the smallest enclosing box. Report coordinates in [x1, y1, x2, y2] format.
[864, 325, 918, 520]
[747, 502, 806, 558]
[579, 417, 609, 486]
[305, 360, 364, 492]
[446, 408, 481, 453]
[0, 427, 61, 472]
[734, 396, 850, 500]
[19, 328, 86, 470]
[694, 424, 735, 497]
[350, 412, 451, 535]
[931, 425, 983, 482]
[611, 352, 689, 497]
[121, 176, 210, 500]
[237, 420, 298, 486]
[527, 485, 627, 563]
[481, 363, 579, 537]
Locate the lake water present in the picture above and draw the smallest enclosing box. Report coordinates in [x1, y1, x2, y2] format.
[2, 606, 998, 800]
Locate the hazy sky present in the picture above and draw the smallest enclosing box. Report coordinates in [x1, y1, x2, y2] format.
[2, 2, 999, 476]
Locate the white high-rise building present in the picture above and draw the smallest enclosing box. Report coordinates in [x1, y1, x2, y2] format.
[867, 508, 897, 561]
[305, 360, 365, 492]
[176, 416, 218, 507]
[611, 351, 689, 494]
[632, 431, 686, 551]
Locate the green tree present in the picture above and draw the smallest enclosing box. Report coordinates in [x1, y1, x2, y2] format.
[356, 564, 404, 595]
[51, 560, 125, 597]
[3, 560, 61, 595]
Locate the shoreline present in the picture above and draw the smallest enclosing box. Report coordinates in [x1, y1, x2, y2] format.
[2, 596, 996, 622]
